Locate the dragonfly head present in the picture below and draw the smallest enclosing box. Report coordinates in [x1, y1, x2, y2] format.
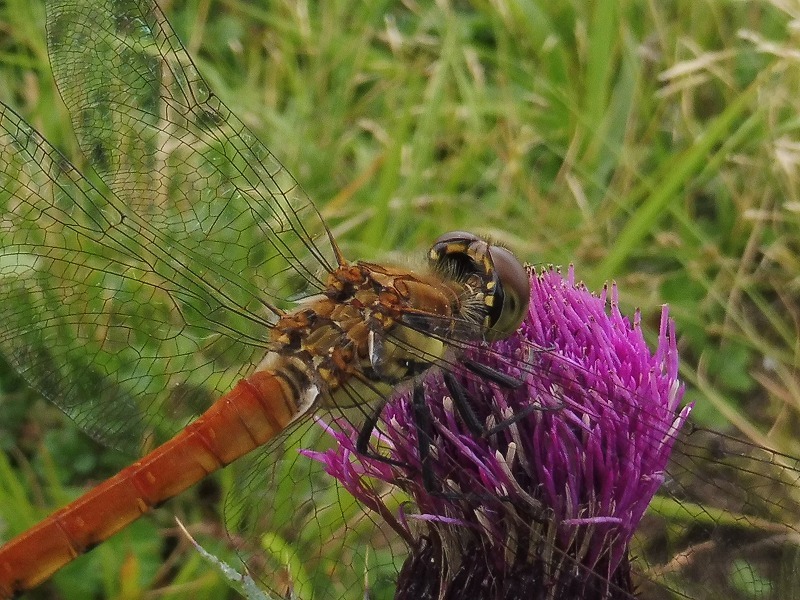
[428, 231, 529, 342]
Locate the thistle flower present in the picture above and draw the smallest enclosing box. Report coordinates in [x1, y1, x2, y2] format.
[304, 266, 689, 599]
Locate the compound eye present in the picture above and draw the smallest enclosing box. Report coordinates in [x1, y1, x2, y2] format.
[486, 245, 530, 339]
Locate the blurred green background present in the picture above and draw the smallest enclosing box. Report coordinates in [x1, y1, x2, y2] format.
[1, 0, 799, 598]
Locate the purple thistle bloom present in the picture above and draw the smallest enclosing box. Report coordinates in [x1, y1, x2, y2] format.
[303, 266, 689, 599]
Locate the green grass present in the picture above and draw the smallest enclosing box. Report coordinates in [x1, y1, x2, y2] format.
[1, 0, 800, 598]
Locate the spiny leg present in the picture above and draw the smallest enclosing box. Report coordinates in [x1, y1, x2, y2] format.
[353, 383, 447, 495]
[411, 382, 437, 493]
[445, 361, 563, 438]
[355, 400, 407, 468]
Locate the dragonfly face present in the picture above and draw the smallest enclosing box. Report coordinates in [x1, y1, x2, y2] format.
[428, 231, 530, 341]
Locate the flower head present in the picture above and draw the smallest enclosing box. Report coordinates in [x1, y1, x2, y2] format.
[304, 266, 688, 599]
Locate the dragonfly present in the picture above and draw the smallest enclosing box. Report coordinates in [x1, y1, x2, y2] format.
[1, 1, 800, 599]
[0, 0, 535, 597]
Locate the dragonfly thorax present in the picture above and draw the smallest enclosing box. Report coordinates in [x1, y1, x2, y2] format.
[260, 261, 466, 410]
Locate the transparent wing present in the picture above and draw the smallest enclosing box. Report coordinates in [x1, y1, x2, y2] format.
[637, 427, 800, 599]
[45, 0, 334, 297]
[0, 0, 336, 452]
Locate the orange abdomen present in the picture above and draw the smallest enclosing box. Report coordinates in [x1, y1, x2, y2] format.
[0, 370, 296, 598]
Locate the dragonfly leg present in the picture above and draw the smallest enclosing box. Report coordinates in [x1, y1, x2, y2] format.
[352, 383, 459, 496]
[463, 359, 523, 389]
[442, 371, 485, 436]
[411, 382, 437, 493]
[412, 381, 496, 500]
[355, 400, 408, 468]
[445, 362, 564, 438]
